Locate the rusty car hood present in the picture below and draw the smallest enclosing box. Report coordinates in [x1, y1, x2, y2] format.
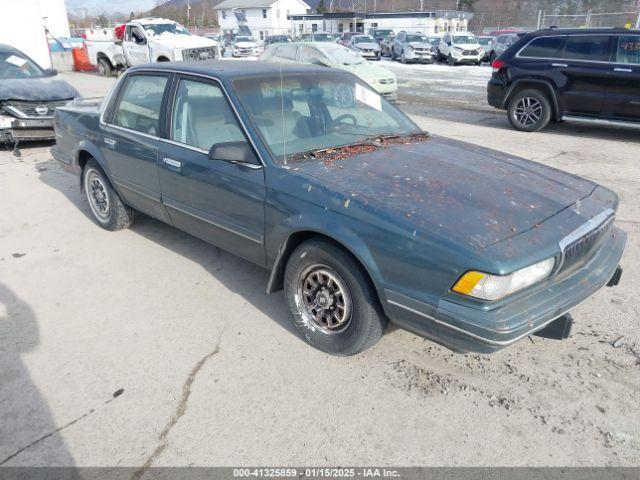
[0, 76, 78, 102]
[292, 136, 596, 249]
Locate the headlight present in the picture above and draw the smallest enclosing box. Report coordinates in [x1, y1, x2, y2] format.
[406, 45, 414, 51]
[452, 258, 555, 301]
[454, 46, 463, 51]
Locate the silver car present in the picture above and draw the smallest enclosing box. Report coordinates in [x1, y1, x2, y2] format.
[391, 32, 437, 63]
[348, 35, 381, 60]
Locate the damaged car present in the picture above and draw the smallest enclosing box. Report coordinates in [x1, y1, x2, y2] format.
[52, 62, 626, 356]
[0, 44, 79, 143]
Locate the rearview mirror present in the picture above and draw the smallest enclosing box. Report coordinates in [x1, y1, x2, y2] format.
[209, 141, 259, 165]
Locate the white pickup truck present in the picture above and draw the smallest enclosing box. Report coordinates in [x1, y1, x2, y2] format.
[86, 18, 221, 76]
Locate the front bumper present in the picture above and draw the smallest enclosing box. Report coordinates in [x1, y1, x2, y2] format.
[385, 227, 627, 353]
[233, 49, 259, 57]
[0, 115, 55, 142]
[405, 51, 435, 62]
[452, 53, 483, 64]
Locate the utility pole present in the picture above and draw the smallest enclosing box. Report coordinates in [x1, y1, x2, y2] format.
[536, 10, 542, 30]
[636, 0, 640, 29]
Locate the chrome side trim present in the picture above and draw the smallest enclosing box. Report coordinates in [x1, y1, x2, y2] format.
[105, 123, 159, 141]
[112, 178, 160, 202]
[163, 200, 263, 244]
[387, 297, 582, 347]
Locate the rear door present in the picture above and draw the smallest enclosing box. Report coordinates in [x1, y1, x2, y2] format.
[101, 72, 171, 221]
[157, 75, 266, 265]
[604, 34, 640, 121]
[550, 34, 612, 117]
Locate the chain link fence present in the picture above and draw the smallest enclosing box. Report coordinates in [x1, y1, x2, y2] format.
[471, 9, 640, 34]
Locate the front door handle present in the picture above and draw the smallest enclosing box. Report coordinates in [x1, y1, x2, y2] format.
[551, 63, 568, 68]
[163, 157, 182, 170]
[104, 137, 116, 148]
[613, 68, 632, 73]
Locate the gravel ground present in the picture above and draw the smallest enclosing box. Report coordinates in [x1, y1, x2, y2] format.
[1, 67, 639, 467]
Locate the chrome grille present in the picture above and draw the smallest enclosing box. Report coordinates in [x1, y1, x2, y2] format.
[559, 211, 615, 274]
[182, 47, 218, 61]
[4, 99, 70, 118]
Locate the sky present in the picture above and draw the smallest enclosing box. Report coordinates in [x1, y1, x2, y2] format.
[65, 0, 157, 15]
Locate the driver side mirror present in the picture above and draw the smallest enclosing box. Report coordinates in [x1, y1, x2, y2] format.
[209, 141, 259, 166]
[43, 68, 58, 77]
[312, 57, 331, 67]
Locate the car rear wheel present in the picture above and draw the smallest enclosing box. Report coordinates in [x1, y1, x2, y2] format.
[83, 160, 134, 231]
[507, 89, 552, 132]
[284, 239, 387, 356]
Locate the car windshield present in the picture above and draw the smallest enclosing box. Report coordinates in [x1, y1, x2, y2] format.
[427, 37, 440, 44]
[406, 35, 428, 43]
[233, 72, 419, 161]
[324, 45, 365, 65]
[0, 50, 44, 79]
[143, 22, 191, 36]
[353, 35, 375, 43]
[452, 34, 477, 44]
[270, 36, 289, 42]
[478, 37, 493, 46]
[373, 30, 393, 37]
[236, 36, 254, 42]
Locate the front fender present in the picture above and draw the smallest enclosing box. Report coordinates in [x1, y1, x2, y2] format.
[265, 211, 384, 300]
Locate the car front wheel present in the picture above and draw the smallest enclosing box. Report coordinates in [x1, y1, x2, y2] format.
[507, 89, 552, 132]
[284, 239, 387, 356]
[83, 159, 134, 230]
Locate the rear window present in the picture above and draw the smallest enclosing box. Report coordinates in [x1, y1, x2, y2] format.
[561, 35, 611, 62]
[519, 36, 565, 58]
[616, 35, 640, 65]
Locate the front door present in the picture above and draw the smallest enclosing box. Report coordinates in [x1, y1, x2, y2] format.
[158, 75, 266, 266]
[101, 72, 170, 221]
[604, 34, 640, 121]
[123, 25, 151, 66]
[551, 34, 612, 117]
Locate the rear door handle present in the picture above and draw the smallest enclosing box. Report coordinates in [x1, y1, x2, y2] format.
[613, 68, 632, 73]
[104, 137, 116, 148]
[551, 63, 568, 68]
[163, 157, 182, 170]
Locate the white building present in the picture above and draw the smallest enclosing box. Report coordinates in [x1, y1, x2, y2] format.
[215, 0, 310, 39]
[0, 0, 70, 68]
[288, 10, 472, 37]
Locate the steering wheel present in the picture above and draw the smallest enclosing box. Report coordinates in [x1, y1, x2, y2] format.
[333, 114, 358, 128]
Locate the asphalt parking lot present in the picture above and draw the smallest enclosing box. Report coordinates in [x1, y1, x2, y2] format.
[1, 65, 639, 467]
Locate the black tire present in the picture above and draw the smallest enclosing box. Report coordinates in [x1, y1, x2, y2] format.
[447, 54, 455, 66]
[391, 49, 397, 60]
[507, 88, 552, 132]
[284, 239, 387, 356]
[82, 159, 134, 231]
[97, 57, 112, 77]
[489, 51, 496, 63]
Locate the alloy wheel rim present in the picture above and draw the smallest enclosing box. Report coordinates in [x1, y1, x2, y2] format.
[295, 265, 352, 334]
[514, 97, 543, 127]
[86, 171, 110, 220]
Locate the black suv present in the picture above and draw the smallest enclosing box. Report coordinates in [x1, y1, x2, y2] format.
[487, 28, 640, 132]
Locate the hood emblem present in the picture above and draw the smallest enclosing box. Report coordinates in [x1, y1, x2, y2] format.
[35, 105, 49, 115]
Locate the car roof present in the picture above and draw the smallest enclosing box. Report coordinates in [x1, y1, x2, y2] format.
[130, 60, 332, 79]
[533, 27, 640, 35]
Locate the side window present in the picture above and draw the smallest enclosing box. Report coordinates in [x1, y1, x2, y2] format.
[561, 35, 611, 62]
[497, 36, 506, 45]
[170, 79, 246, 151]
[131, 26, 146, 45]
[519, 36, 565, 58]
[616, 35, 640, 65]
[300, 46, 323, 64]
[112, 75, 167, 135]
[280, 44, 298, 60]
